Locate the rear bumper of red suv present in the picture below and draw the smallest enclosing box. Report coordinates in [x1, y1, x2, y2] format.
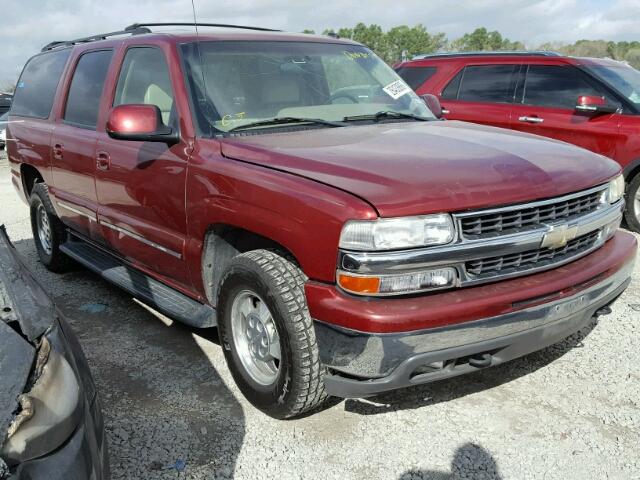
[306, 231, 636, 398]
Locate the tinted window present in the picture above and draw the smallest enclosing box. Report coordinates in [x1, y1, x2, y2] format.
[114, 48, 175, 126]
[11, 50, 70, 119]
[441, 69, 463, 99]
[395, 66, 437, 90]
[457, 65, 518, 103]
[64, 50, 113, 128]
[523, 65, 612, 109]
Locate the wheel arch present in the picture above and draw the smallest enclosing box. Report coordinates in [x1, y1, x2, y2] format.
[622, 158, 640, 183]
[20, 163, 44, 198]
[201, 224, 301, 306]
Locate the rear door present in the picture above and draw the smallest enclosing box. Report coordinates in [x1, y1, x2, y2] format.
[95, 45, 192, 288]
[50, 49, 114, 238]
[510, 63, 621, 159]
[439, 63, 520, 130]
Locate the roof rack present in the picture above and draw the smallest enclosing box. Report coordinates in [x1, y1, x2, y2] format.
[41, 22, 282, 52]
[125, 22, 282, 33]
[411, 51, 562, 60]
[41, 26, 151, 52]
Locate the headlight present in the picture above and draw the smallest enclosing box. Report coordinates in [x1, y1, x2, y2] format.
[605, 174, 625, 204]
[338, 266, 459, 296]
[339, 214, 455, 251]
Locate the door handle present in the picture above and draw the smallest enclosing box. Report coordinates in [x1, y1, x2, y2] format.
[96, 151, 111, 171]
[441, 108, 450, 115]
[53, 144, 63, 160]
[518, 116, 544, 124]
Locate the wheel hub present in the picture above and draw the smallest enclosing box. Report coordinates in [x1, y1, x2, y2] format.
[231, 290, 282, 386]
[36, 204, 53, 255]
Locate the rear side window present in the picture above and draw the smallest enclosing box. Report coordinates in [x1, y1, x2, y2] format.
[395, 66, 437, 90]
[64, 50, 113, 129]
[522, 65, 612, 109]
[444, 65, 518, 103]
[11, 50, 70, 119]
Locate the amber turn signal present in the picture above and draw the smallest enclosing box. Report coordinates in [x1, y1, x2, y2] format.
[337, 273, 381, 294]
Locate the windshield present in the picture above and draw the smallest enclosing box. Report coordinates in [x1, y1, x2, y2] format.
[585, 63, 640, 108]
[179, 41, 434, 134]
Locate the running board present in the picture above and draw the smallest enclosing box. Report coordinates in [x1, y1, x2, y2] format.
[60, 238, 216, 328]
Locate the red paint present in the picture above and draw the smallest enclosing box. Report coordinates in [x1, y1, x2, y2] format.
[396, 54, 640, 175]
[306, 231, 637, 333]
[106, 104, 160, 134]
[578, 95, 606, 107]
[6, 33, 635, 335]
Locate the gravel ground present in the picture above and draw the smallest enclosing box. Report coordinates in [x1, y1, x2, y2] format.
[1, 149, 639, 480]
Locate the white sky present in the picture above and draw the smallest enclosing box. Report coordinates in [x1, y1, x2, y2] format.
[1, 0, 638, 86]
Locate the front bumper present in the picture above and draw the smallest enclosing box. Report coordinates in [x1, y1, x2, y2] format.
[314, 232, 636, 398]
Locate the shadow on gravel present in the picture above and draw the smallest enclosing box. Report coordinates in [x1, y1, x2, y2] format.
[398, 443, 502, 480]
[343, 319, 598, 416]
[13, 238, 246, 480]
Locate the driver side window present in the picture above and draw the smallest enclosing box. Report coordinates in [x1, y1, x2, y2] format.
[114, 47, 175, 127]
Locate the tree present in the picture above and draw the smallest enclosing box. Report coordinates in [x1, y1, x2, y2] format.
[382, 25, 446, 63]
[301, 29, 316, 34]
[450, 27, 524, 52]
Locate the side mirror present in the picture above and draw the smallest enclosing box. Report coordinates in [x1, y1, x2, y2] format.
[106, 104, 178, 144]
[421, 94, 444, 119]
[575, 95, 618, 115]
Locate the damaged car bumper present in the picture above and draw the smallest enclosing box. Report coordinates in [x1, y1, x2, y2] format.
[0, 226, 109, 479]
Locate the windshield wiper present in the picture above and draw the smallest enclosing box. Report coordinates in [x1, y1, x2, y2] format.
[226, 117, 346, 132]
[342, 111, 432, 123]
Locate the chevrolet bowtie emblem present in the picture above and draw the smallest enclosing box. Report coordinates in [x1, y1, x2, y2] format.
[541, 224, 579, 249]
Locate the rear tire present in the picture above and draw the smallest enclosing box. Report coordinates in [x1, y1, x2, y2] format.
[30, 183, 73, 272]
[217, 250, 327, 419]
[624, 175, 640, 233]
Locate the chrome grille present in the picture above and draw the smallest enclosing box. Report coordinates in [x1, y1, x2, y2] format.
[465, 230, 601, 278]
[459, 190, 603, 239]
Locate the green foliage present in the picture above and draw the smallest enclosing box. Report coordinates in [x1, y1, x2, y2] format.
[306, 24, 639, 69]
[449, 27, 524, 52]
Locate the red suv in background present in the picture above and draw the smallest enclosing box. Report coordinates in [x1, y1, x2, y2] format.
[396, 52, 640, 231]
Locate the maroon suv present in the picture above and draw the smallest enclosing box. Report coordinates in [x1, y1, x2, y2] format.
[396, 52, 640, 232]
[6, 25, 636, 418]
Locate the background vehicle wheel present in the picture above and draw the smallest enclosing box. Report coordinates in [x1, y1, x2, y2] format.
[30, 182, 73, 272]
[624, 175, 640, 233]
[218, 250, 326, 419]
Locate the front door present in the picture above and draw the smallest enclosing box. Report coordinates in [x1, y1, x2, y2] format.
[439, 64, 520, 130]
[510, 64, 621, 159]
[95, 46, 192, 288]
[50, 49, 114, 238]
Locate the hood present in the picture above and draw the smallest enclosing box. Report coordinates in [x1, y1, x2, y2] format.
[220, 121, 620, 217]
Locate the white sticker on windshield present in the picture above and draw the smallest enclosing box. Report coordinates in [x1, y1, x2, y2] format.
[383, 80, 411, 100]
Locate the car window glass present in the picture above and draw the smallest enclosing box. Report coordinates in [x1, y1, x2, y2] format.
[11, 49, 70, 119]
[456, 65, 518, 103]
[523, 65, 613, 109]
[114, 47, 175, 126]
[395, 66, 437, 90]
[64, 50, 113, 128]
[441, 69, 463, 99]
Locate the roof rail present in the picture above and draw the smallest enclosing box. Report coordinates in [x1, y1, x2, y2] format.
[125, 22, 282, 33]
[41, 26, 151, 52]
[411, 51, 562, 60]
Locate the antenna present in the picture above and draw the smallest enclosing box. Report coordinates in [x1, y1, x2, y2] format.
[189, 0, 213, 134]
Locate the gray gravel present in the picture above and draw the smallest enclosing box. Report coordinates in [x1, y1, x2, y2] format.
[1, 149, 639, 480]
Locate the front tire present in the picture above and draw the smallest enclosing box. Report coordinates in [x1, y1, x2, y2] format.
[30, 182, 73, 272]
[218, 250, 326, 419]
[624, 175, 640, 233]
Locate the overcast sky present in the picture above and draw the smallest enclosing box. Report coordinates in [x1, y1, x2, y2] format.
[1, 0, 638, 87]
